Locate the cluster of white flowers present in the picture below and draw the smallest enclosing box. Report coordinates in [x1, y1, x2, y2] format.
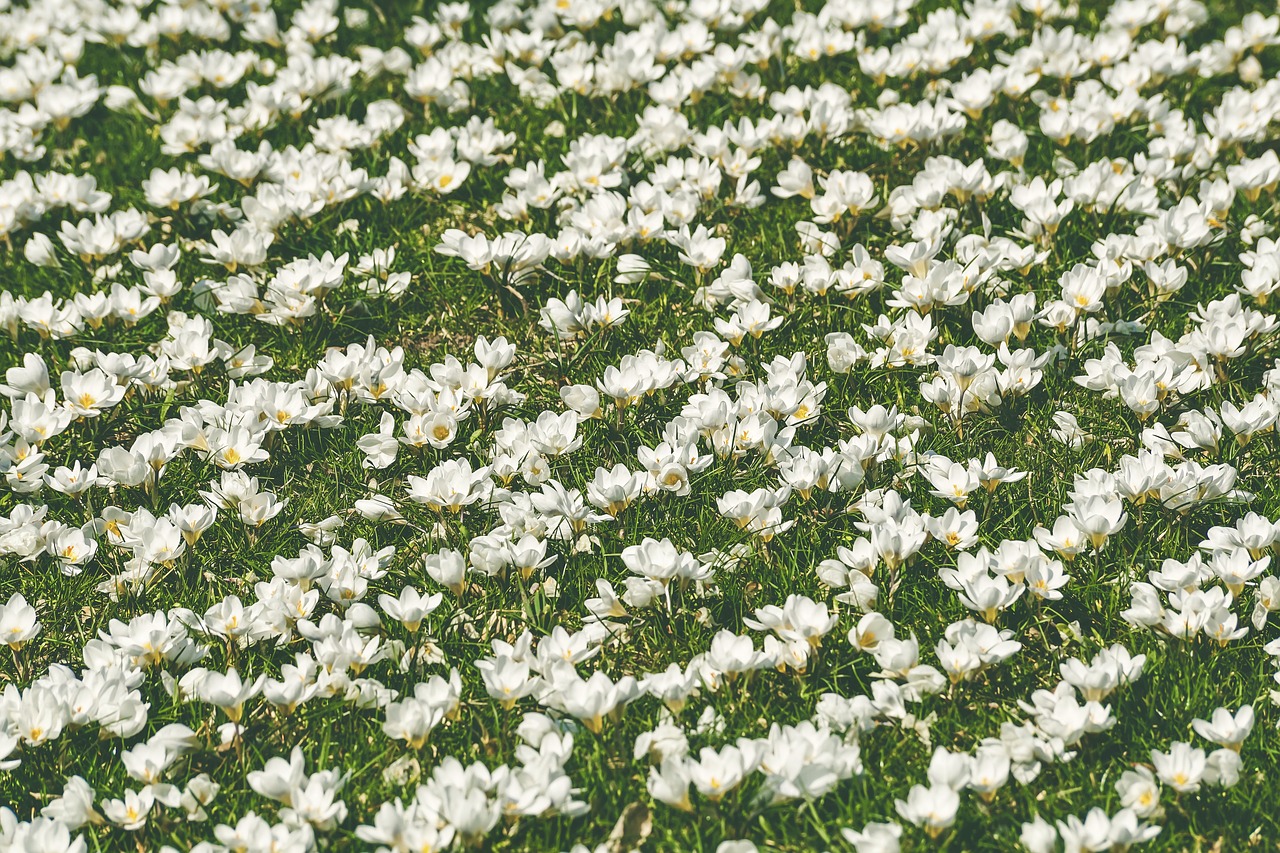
[1, 0, 1279, 850]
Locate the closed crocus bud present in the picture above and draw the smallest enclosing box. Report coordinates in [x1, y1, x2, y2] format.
[23, 233, 59, 268]
[560, 384, 601, 418]
[103, 84, 141, 111]
[103, 85, 156, 119]
[1019, 816, 1058, 853]
[842, 821, 903, 853]
[1205, 747, 1243, 787]
[381, 47, 413, 74]
[825, 332, 865, 373]
[716, 842, 758, 853]
[614, 254, 651, 285]
[1240, 54, 1263, 84]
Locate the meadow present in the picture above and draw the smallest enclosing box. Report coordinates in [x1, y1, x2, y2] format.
[1, 0, 1280, 850]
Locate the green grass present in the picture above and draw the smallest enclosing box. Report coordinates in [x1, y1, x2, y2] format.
[3, 0, 1280, 851]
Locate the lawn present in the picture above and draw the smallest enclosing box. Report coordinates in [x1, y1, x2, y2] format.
[1, 0, 1280, 851]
